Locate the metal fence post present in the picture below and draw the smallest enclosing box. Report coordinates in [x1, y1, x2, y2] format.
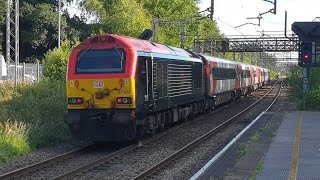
[37, 61, 40, 82]
[23, 62, 25, 83]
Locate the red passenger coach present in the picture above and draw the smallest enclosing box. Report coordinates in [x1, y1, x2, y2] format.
[201, 55, 241, 106]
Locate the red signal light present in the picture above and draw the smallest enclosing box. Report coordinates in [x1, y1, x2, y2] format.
[304, 54, 310, 59]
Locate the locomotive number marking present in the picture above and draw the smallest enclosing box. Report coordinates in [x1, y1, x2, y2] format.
[118, 90, 130, 94]
[94, 80, 104, 88]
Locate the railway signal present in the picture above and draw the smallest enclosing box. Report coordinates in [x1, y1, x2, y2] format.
[299, 42, 312, 65]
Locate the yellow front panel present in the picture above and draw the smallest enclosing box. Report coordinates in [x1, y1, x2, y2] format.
[67, 78, 136, 109]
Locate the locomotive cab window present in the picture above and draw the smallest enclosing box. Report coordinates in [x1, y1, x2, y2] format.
[76, 48, 126, 74]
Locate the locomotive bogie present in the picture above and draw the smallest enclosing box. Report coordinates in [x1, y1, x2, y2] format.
[65, 109, 136, 142]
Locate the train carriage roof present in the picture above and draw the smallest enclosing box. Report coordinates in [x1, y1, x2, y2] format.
[200, 54, 239, 65]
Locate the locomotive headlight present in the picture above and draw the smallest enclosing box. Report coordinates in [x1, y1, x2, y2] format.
[116, 97, 132, 104]
[68, 97, 83, 104]
[123, 98, 129, 104]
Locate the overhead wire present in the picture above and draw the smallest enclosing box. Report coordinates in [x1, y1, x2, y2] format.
[211, 16, 247, 38]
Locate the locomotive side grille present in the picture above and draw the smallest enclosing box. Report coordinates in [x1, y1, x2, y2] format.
[153, 61, 158, 99]
[168, 63, 193, 97]
[147, 59, 153, 100]
[163, 62, 168, 97]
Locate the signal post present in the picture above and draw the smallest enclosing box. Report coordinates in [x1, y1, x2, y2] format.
[292, 22, 320, 109]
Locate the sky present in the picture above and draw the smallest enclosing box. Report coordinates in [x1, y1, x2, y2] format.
[199, 0, 320, 36]
[68, 0, 320, 36]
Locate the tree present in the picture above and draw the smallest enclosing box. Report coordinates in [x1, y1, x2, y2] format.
[80, 0, 151, 38]
[19, 2, 69, 61]
[138, 0, 221, 49]
[65, 13, 92, 42]
[0, 0, 84, 61]
[43, 40, 78, 80]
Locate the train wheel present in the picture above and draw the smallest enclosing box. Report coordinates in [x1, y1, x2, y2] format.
[68, 124, 80, 136]
[125, 121, 136, 141]
[149, 115, 156, 137]
[150, 128, 156, 137]
[165, 110, 173, 128]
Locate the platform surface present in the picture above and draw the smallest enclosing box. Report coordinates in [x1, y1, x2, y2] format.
[257, 111, 320, 180]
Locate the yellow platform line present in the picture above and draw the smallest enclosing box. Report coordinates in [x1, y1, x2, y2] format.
[288, 111, 302, 180]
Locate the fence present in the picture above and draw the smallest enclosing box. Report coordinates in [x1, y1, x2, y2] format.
[0, 62, 44, 84]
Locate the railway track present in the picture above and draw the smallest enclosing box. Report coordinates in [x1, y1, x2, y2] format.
[133, 80, 282, 180]
[0, 144, 95, 179]
[0, 81, 279, 179]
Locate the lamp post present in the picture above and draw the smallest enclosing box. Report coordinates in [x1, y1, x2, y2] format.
[58, 0, 61, 48]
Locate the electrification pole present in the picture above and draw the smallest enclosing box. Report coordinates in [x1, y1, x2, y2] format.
[6, 0, 19, 86]
[152, 17, 200, 48]
[210, 0, 214, 20]
[181, 22, 185, 49]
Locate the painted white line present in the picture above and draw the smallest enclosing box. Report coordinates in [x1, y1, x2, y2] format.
[190, 111, 266, 180]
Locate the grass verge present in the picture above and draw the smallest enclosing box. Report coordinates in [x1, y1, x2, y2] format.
[237, 127, 263, 159]
[0, 78, 72, 163]
[250, 159, 264, 180]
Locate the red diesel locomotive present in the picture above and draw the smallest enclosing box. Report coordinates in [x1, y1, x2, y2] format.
[64, 34, 270, 142]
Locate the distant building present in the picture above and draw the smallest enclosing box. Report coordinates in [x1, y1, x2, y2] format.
[0, 54, 7, 79]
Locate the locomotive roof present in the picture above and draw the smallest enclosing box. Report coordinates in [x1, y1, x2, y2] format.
[80, 34, 193, 59]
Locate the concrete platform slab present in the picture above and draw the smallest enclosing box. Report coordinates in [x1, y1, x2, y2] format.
[257, 111, 320, 180]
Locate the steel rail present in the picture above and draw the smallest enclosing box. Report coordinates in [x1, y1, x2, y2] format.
[0, 144, 95, 180]
[132, 80, 281, 180]
[54, 132, 167, 180]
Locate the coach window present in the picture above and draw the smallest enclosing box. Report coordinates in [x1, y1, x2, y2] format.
[230, 69, 236, 79]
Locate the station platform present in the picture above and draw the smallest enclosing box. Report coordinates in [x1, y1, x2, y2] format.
[257, 111, 320, 179]
[190, 111, 320, 180]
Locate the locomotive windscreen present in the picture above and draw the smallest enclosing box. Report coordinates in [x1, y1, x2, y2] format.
[76, 48, 126, 74]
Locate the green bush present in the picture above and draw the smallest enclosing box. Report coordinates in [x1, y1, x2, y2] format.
[306, 89, 320, 111]
[287, 66, 320, 111]
[43, 40, 78, 81]
[0, 79, 71, 162]
[270, 70, 278, 79]
[0, 121, 30, 163]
